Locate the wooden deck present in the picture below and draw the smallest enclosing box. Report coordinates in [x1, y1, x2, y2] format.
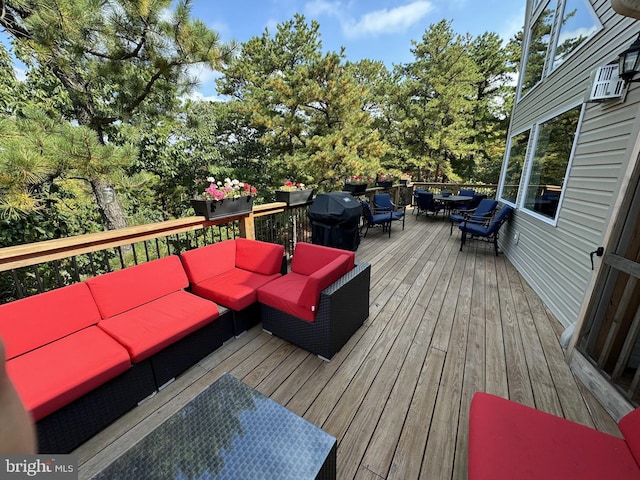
[75, 209, 620, 479]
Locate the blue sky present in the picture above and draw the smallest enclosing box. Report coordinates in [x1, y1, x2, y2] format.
[1, 0, 525, 101]
[188, 0, 526, 99]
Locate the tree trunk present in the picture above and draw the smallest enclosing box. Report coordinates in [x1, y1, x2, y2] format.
[91, 178, 128, 230]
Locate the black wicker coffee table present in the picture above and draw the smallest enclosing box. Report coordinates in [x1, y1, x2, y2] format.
[92, 373, 336, 479]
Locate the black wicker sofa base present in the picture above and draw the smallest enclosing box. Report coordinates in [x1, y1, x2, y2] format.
[261, 262, 371, 360]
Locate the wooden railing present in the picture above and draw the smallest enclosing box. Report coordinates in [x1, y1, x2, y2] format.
[0, 183, 498, 303]
[0, 201, 308, 303]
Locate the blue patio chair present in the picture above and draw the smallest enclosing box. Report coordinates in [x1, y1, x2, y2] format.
[412, 188, 427, 214]
[373, 193, 406, 230]
[361, 201, 393, 237]
[449, 198, 498, 235]
[415, 191, 444, 219]
[459, 205, 514, 255]
[452, 189, 479, 211]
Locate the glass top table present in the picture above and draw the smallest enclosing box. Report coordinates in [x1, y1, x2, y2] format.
[92, 373, 336, 480]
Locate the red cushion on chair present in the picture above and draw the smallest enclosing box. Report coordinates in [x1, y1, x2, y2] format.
[97, 291, 219, 363]
[191, 268, 281, 311]
[468, 392, 640, 479]
[257, 272, 315, 322]
[7, 327, 131, 421]
[235, 238, 284, 276]
[180, 241, 236, 285]
[291, 242, 355, 276]
[298, 255, 351, 312]
[87, 256, 189, 319]
[619, 407, 640, 465]
[0, 283, 101, 359]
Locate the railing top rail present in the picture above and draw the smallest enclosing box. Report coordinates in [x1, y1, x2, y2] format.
[1, 202, 294, 272]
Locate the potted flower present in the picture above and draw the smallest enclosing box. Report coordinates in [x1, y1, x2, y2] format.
[275, 181, 314, 206]
[191, 177, 258, 220]
[376, 172, 395, 188]
[344, 175, 372, 195]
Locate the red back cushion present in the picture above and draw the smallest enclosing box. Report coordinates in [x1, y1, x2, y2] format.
[291, 242, 355, 276]
[298, 255, 351, 313]
[86, 256, 188, 319]
[180, 241, 236, 284]
[235, 238, 284, 275]
[0, 283, 101, 359]
[619, 407, 640, 464]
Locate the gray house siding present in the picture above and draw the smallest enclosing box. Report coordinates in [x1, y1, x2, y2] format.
[499, 0, 640, 327]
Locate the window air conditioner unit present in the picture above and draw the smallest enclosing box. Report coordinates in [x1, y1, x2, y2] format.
[589, 64, 625, 101]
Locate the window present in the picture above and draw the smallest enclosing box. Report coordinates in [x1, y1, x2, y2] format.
[522, 104, 582, 221]
[519, 0, 601, 99]
[551, 0, 600, 70]
[500, 130, 531, 205]
[521, 2, 556, 97]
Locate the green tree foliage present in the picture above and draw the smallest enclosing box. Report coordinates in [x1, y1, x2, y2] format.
[217, 14, 388, 191]
[0, 0, 234, 230]
[394, 20, 481, 182]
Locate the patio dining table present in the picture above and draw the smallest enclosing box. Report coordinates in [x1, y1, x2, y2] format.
[433, 194, 473, 215]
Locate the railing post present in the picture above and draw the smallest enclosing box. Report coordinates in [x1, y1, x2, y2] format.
[239, 213, 256, 240]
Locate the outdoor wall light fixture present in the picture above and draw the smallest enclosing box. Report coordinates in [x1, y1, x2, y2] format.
[618, 33, 640, 83]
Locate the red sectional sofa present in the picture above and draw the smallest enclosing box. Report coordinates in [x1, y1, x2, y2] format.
[180, 238, 285, 336]
[86, 255, 233, 387]
[0, 283, 156, 454]
[0, 254, 234, 454]
[258, 242, 371, 360]
[468, 391, 640, 479]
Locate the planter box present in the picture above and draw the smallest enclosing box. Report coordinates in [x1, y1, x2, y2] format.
[343, 183, 368, 195]
[376, 181, 393, 188]
[191, 197, 254, 221]
[275, 189, 314, 206]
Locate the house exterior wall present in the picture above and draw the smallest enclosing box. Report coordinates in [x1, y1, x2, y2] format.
[499, 0, 640, 327]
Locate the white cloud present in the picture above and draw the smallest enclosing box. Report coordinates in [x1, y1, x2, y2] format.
[14, 66, 26, 82]
[305, 0, 343, 17]
[303, 1, 433, 39]
[343, 1, 434, 38]
[499, 7, 525, 44]
[181, 90, 225, 103]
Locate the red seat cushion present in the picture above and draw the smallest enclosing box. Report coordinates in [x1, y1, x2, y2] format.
[257, 272, 315, 322]
[7, 327, 131, 421]
[0, 283, 101, 359]
[619, 407, 640, 465]
[191, 268, 281, 311]
[259, 254, 352, 322]
[468, 392, 640, 479]
[97, 291, 219, 363]
[86, 256, 189, 319]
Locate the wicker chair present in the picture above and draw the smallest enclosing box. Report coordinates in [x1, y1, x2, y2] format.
[259, 244, 371, 361]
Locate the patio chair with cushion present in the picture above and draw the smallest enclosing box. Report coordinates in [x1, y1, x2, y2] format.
[449, 198, 498, 235]
[459, 204, 513, 255]
[412, 188, 427, 214]
[415, 191, 444, 219]
[373, 193, 406, 230]
[361, 201, 393, 237]
[258, 242, 371, 360]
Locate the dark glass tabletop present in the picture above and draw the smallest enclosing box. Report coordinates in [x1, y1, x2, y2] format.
[93, 373, 336, 480]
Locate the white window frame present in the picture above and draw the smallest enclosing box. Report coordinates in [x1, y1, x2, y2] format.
[498, 127, 533, 208]
[518, 0, 601, 101]
[518, 101, 585, 226]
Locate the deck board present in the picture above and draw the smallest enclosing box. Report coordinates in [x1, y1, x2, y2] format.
[75, 207, 620, 479]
